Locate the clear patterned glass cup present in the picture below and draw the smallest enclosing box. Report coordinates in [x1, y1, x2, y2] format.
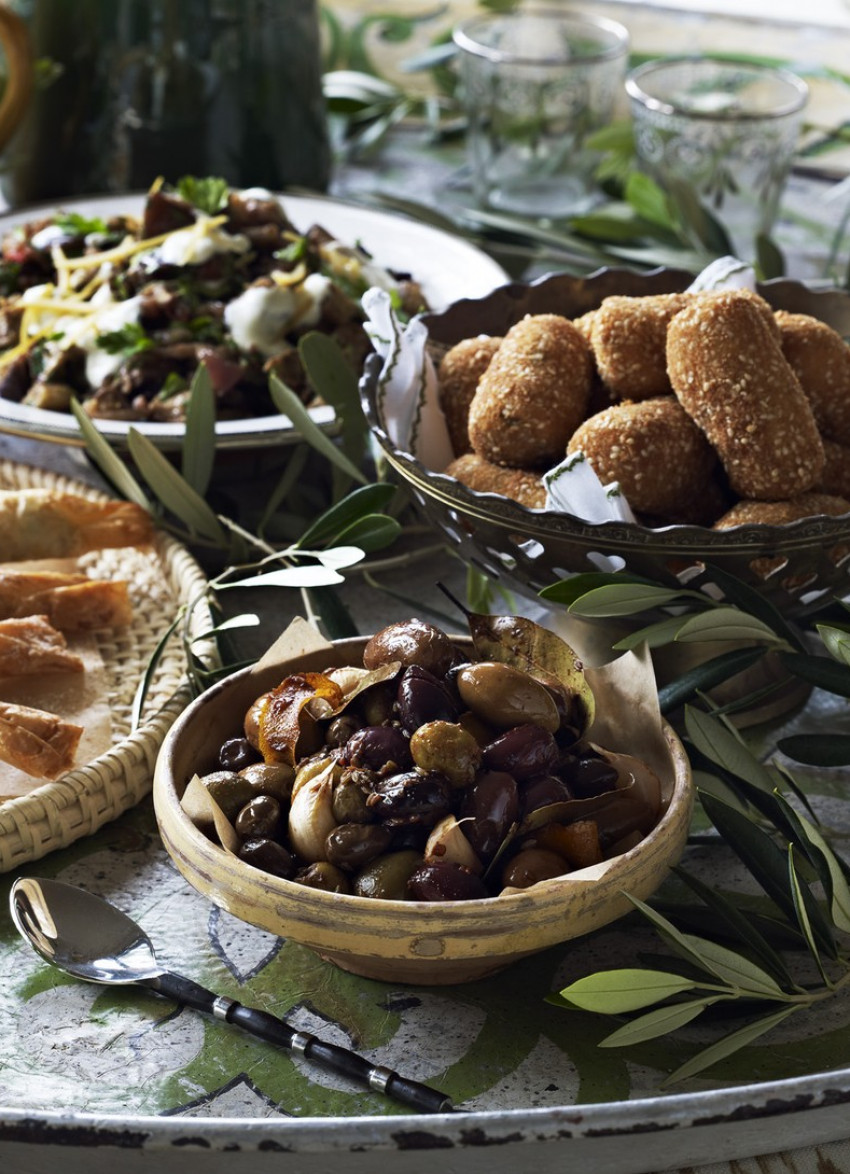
[626, 56, 809, 260]
[452, 10, 630, 217]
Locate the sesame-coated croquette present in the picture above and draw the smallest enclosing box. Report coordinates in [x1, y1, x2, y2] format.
[444, 452, 546, 509]
[437, 335, 502, 457]
[815, 438, 850, 500]
[713, 493, 850, 529]
[775, 310, 850, 445]
[667, 290, 824, 500]
[467, 314, 592, 468]
[588, 293, 690, 401]
[566, 397, 718, 518]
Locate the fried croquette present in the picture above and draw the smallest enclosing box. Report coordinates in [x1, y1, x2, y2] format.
[817, 438, 850, 500]
[588, 293, 690, 401]
[566, 397, 718, 518]
[468, 314, 592, 469]
[667, 290, 824, 500]
[775, 310, 850, 445]
[713, 493, 850, 529]
[437, 335, 502, 457]
[444, 452, 546, 509]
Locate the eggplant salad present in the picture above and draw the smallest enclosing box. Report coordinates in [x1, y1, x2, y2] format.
[0, 178, 426, 423]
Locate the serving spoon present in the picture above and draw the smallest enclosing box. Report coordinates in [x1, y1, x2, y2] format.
[9, 876, 453, 1115]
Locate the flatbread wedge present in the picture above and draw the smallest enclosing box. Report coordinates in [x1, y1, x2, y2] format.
[0, 489, 153, 560]
[0, 570, 133, 631]
[0, 699, 83, 779]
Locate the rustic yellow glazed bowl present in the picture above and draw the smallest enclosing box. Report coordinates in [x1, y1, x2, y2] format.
[153, 636, 694, 985]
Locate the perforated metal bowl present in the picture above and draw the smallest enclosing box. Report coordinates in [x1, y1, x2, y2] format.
[361, 268, 850, 619]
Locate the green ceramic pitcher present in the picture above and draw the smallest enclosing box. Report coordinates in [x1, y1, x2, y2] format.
[0, 0, 331, 207]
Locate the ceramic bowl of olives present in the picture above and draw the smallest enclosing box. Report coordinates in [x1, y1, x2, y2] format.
[153, 614, 693, 984]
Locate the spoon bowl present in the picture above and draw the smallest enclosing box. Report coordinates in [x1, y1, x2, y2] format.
[11, 876, 163, 984]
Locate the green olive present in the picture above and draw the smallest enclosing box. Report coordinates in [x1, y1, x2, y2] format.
[239, 761, 295, 803]
[409, 721, 482, 787]
[200, 771, 255, 822]
[325, 823, 393, 872]
[455, 662, 560, 732]
[295, 861, 351, 893]
[353, 849, 423, 900]
[331, 772, 375, 824]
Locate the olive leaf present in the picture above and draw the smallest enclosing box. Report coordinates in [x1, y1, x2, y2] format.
[565, 583, 698, 618]
[625, 894, 767, 986]
[660, 1004, 799, 1086]
[670, 865, 796, 990]
[684, 707, 779, 794]
[539, 571, 655, 608]
[296, 483, 397, 548]
[269, 374, 368, 487]
[673, 607, 790, 647]
[787, 844, 829, 983]
[772, 793, 850, 933]
[598, 996, 724, 1048]
[69, 398, 150, 508]
[697, 563, 803, 650]
[181, 363, 216, 496]
[298, 330, 368, 470]
[657, 646, 766, 715]
[322, 514, 401, 554]
[816, 623, 850, 666]
[126, 426, 229, 546]
[777, 733, 850, 766]
[611, 614, 687, 651]
[557, 968, 699, 1014]
[778, 650, 850, 698]
[699, 789, 838, 960]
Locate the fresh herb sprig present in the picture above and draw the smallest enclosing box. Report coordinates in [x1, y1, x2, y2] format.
[543, 564, 850, 1082]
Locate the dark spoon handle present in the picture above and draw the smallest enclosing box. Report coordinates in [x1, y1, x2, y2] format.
[148, 970, 453, 1115]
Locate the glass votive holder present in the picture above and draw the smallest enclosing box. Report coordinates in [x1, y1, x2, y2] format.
[452, 9, 630, 217]
[626, 56, 809, 260]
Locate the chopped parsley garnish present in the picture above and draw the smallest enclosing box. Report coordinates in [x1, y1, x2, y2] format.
[54, 212, 109, 235]
[176, 175, 230, 215]
[188, 315, 225, 343]
[0, 260, 20, 296]
[29, 333, 65, 378]
[156, 372, 189, 400]
[274, 237, 308, 264]
[95, 322, 154, 357]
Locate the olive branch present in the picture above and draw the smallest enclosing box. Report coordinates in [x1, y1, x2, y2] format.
[543, 568, 850, 1084]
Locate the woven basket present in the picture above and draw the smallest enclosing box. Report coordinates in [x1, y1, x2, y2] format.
[0, 461, 211, 872]
[361, 269, 850, 621]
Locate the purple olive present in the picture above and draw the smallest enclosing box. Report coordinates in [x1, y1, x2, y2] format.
[520, 774, 574, 821]
[366, 769, 453, 828]
[459, 770, 519, 864]
[407, 861, 489, 902]
[482, 723, 559, 781]
[341, 725, 412, 773]
[396, 665, 458, 732]
[234, 794, 283, 840]
[218, 736, 260, 772]
[563, 749, 619, 798]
